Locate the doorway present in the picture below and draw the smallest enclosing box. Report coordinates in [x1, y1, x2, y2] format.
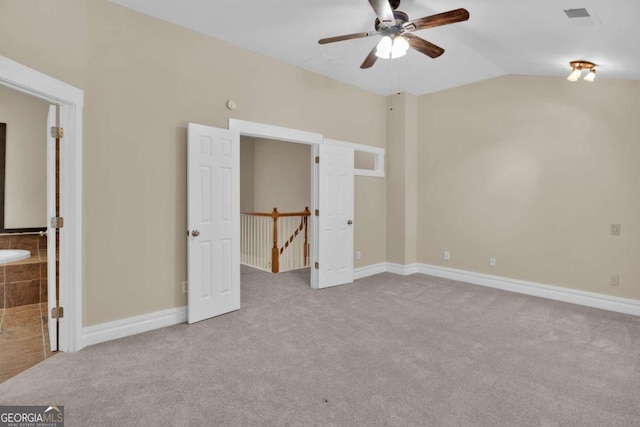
[186, 119, 356, 324]
[228, 119, 324, 289]
[240, 136, 312, 286]
[0, 55, 84, 352]
[230, 119, 357, 290]
[0, 85, 56, 382]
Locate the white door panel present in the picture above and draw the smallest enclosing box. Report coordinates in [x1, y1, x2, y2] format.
[187, 123, 240, 323]
[47, 105, 58, 351]
[318, 142, 354, 288]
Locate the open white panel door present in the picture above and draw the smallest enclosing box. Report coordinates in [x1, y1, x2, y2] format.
[187, 123, 240, 324]
[318, 142, 354, 289]
[46, 105, 57, 351]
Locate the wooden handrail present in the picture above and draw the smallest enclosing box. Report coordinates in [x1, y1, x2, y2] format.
[241, 207, 310, 273]
[279, 208, 311, 254]
[242, 210, 311, 218]
[241, 212, 274, 217]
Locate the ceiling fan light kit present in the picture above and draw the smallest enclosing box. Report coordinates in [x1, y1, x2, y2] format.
[318, 0, 469, 69]
[567, 60, 597, 82]
[375, 35, 409, 59]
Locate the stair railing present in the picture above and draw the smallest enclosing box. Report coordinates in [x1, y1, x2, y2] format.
[241, 207, 311, 273]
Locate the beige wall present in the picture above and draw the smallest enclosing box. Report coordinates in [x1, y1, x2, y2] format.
[0, 85, 49, 229]
[240, 136, 255, 213]
[252, 138, 310, 213]
[418, 75, 640, 300]
[241, 137, 311, 214]
[9, 1, 629, 328]
[386, 93, 418, 265]
[0, 0, 387, 325]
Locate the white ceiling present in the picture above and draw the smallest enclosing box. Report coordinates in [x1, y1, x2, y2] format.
[109, 0, 640, 96]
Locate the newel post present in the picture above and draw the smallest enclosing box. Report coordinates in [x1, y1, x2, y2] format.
[271, 207, 279, 273]
[303, 206, 310, 266]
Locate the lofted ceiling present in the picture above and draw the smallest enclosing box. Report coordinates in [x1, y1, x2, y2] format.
[109, 0, 640, 96]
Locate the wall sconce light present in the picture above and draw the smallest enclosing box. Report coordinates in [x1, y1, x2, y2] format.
[567, 60, 597, 82]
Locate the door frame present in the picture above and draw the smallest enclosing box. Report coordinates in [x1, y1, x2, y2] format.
[0, 55, 84, 352]
[229, 119, 323, 288]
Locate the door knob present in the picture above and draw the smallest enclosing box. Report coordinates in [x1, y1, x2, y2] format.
[347, 220, 353, 225]
[191, 230, 200, 237]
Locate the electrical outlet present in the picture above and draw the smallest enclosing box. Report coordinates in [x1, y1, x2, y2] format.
[444, 251, 450, 261]
[610, 275, 619, 287]
[489, 257, 496, 267]
[610, 224, 621, 236]
[356, 250, 362, 260]
[181, 281, 188, 293]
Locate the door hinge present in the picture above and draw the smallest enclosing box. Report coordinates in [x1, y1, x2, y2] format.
[315, 209, 319, 216]
[51, 217, 64, 229]
[315, 156, 319, 164]
[50, 127, 64, 139]
[314, 262, 319, 269]
[51, 306, 64, 319]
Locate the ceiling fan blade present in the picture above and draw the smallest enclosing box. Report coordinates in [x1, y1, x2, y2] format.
[368, 0, 396, 27]
[360, 46, 379, 69]
[403, 8, 469, 33]
[319, 31, 378, 45]
[403, 33, 445, 58]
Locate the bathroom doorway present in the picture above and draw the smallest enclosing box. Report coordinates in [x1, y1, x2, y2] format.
[0, 85, 58, 382]
[0, 55, 84, 354]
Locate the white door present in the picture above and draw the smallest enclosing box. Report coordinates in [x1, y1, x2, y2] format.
[318, 142, 354, 288]
[187, 123, 240, 323]
[46, 105, 58, 351]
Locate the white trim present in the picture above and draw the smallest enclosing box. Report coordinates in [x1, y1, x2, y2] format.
[81, 307, 187, 348]
[354, 262, 387, 280]
[231, 119, 322, 289]
[229, 119, 323, 145]
[351, 262, 640, 317]
[310, 144, 320, 289]
[324, 138, 385, 178]
[0, 57, 84, 106]
[386, 262, 419, 276]
[417, 264, 640, 317]
[46, 105, 57, 350]
[71, 261, 640, 348]
[0, 55, 84, 351]
[353, 168, 385, 178]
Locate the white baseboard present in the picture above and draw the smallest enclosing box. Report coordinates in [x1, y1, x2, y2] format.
[386, 262, 419, 276]
[78, 263, 640, 350]
[354, 262, 417, 278]
[418, 264, 640, 317]
[354, 262, 387, 280]
[80, 306, 187, 349]
[352, 262, 640, 317]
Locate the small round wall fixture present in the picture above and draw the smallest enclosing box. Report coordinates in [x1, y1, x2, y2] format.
[226, 100, 237, 110]
[567, 60, 597, 82]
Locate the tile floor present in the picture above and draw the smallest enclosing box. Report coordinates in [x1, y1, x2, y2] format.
[0, 302, 57, 383]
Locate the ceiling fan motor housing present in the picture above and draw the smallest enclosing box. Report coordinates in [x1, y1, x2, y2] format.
[375, 11, 409, 31]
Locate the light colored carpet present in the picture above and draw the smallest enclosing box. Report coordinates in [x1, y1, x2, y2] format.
[1, 267, 639, 426]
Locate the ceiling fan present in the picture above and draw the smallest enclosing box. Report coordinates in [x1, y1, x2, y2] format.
[318, 0, 469, 69]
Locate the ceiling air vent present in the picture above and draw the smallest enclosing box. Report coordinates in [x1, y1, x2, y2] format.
[564, 8, 590, 18]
